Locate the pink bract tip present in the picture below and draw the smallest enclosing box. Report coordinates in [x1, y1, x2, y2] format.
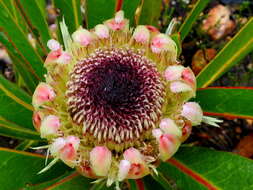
[181, 102, 203, 126]
[32, 83, 55, 108]
[159, 118, 182, 138]
[90, 146, 112, 176]
[133, 25, 150, 44]
[94, 24, 109, 39]
[40, 115, 60, 138]
[159, 134, 180, 161]
[72, 28, 93, 46]
[47, 39, 61, 51]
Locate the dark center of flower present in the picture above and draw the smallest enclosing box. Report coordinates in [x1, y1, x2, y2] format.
[87, 61, 141, 112]
[67, 48, 164, 145]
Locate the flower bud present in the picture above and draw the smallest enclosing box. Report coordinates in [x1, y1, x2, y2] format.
[181, 102, 203, 126]
[72, 28, 93, 46]
[164, 65, 185, 81]
[94, 24, 109, 39]
[45, 48, 71, 65]
[181, 67, 196, 89]
[181, 120, 192, 142]
[133, 25, 150, 44]
[50, 136, 80, 167]
[123, 148, 149, 179]
[165, 66, 196, 88]
[32, 83, 55, 108]
[170, 81, 193, 93]
[40, 115, 60, 138]
[151, 33, 177, 55]
[105, 10, 128, 31]
[152, 128, 163, 140]
[145, 25, 159, 33]
[32, 111, 44, 131]
[158, 134, 180, 161]
[90, 146, 112, 176]
[47, 39, 61, 51]
[50, 137, 66, 157]
[118, 159, 131, 181]
[159, 118, 182, 138]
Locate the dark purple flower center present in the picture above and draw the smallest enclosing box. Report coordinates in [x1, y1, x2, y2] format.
[67, 48, 164, 144]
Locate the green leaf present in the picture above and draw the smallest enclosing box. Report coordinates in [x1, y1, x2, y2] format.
[197, 18, 253, 88]
[0, 119, 40, 140]
[42, 172, 93, 190]
[54, 0, 82, 34]
[170, 33, 182, 56]
[15, 0, 51, 51]
[143, 175, 167, 190]
[150, 173, 173, 190]
[196, 87, 253, 119]
[0, 1, 45, 79]
[179, 0, 210, 41]
[0, 147, 71, 190]
[0, 75, 34, 130]
[36, 0, 47, 18]
[0, 32, 37, 92]
[122, 0, 141, 26]
[138, 0, 163, 27]
[86, 0, 115, 29]
[128, 180, 139, 190]
[158, 146, 253, 190]
[15, 140, 37, 151]
[2, 0, 28, 32]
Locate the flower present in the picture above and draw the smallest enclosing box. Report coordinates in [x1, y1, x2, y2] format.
[32, 10, 210, 187]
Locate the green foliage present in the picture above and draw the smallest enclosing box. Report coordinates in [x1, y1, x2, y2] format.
[158, 146, 253, 190]
[0, 0, 253, 189]
[197, 18, 253, 88]
[196, 87, 253, 119]
[0, 148, 70, 190]
[138, 0, 163, 27]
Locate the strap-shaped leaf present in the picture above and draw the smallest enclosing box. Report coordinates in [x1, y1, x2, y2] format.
[0, 119, 40, 140]
[0, 75, 34, 130]
[0, 1, 45, 80]
[137, 0, 163, 27]
[144, 175, 170, 190]
[179, 0, 210, 41]
[54, 0, 82, 34]
[15, 0, 51, 51]
[197, 18, 253, 88]
[122, 0, 141, 26]
[42, 172, 93, 190]
[2, 0, 28, 32]
[196, 87, 253, 119]
[0, 147, 70, 190]
[86, 0, 115, 29]
[158, 146, 253, 190]
[15, 140, 36, 151]
[0, 32, 37, 92]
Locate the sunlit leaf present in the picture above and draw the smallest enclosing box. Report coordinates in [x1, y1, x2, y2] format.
[179, 0, 210, 41]
[0, 1, 45, 79]
[54, 0, 82, 34]
[197, 18, 253, 88]
[196, 87, 253, 119]
[0, 147, 70, 190]
[138, 0, 163, 27]
[15, 0, 51, 51]
[0, 75, 34, 130]
[158, 146, 253, 190]
[86, 0, 115, 29]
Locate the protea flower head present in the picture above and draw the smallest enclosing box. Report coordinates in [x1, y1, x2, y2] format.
[32, 10, 218, 187]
